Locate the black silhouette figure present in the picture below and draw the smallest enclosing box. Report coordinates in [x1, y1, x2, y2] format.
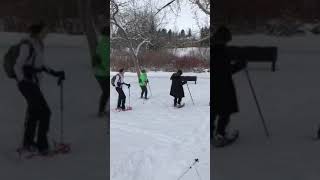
[211, 26, 247, 146]
[170, 70, 187, 107]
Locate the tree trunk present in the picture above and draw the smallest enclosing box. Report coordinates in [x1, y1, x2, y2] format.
[78, 0, 98, 67]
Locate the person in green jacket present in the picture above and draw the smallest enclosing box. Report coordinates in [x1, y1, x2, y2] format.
[139, 69, 149, 99]
[94, 26, 110, 117]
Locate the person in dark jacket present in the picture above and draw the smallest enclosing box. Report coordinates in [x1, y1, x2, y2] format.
[211, 26, 247, 146]
[170, 70, 187, 107]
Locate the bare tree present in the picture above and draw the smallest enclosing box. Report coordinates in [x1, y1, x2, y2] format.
[78, 0, 98, 66]
[111, 0, 166, 77]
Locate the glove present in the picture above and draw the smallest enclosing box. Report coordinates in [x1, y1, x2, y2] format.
[127, 83, 131, 88]
[242, 60, 248, 68]
[55, 71, 65, 80]
[146, 79, 149, 83]
[56, 71, 65, 86]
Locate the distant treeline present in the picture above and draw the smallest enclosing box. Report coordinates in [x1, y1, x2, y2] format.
[215, 0, 320, 24]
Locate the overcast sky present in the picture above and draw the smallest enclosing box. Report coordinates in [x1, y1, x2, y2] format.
[117, 0, 210, 36]
[161, 0, 209, 36]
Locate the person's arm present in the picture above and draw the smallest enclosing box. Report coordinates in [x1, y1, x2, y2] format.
[231, 60, 247, 74]
[14, 44, 29, 82]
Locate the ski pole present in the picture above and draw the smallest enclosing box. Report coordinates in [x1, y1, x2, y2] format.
[244, 69, 270, 138]
[186, 83, 195, 105]
[147, 83, 152, 97]
[60, 81, 64, 143]
[177, 158, 200, 180]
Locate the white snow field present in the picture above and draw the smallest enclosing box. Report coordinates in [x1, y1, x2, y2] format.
[0, 33, 107, 179]
[110, 72, 210, 180]
[213, 35, 320, 180]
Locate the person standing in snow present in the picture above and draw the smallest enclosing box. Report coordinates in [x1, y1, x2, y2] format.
[114, 69, 130, 110]
[14, 23, 65, 155]
[170, 69, 187, 107]
[93, 26, 110, 117]
[138, 69, 149, 99]
[211, 26, 247, 146]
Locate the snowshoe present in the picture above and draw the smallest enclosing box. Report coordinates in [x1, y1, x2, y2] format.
[212, 130, 239, 148]
[122, 107, 132, 111]
[17, 141, 71, 159]
[52, 141, 71, 154]
[175, 103, 185, 108]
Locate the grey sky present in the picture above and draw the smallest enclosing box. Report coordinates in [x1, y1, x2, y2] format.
[116, 0, 209, 36]
[161, 0, 209, 36]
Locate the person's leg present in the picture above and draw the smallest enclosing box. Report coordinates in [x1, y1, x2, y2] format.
[18, 82, 39, 149]
[178, 98, 182, 105]
[119, 88, 126, 109]
[174, 97, 178, 106]
[37, 104, 51, 153]
[96, 76, 108, 113]
[116, 88, 121, 109]
[23, 107, 37, 149]
[216, 113, 231, 136]
[26, 84, 51, 152]
[211, 112, 217, 139]
[140, 86, 144, 98]
[144, 86, 148, 98]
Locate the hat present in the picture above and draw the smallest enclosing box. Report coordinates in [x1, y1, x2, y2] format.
[29, 22, 46, 35]
[214, 26, 232, 44]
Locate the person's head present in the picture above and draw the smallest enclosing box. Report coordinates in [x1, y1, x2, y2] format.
[214, 26, 232, 45]
[177, 69, 183, 76]
[101, 26, 110, 36]
[119, 68, 125, 75]
[141, 69, 146, 73]
[29, 22, 48, 40]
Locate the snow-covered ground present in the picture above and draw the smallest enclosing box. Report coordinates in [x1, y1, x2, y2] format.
[110, 72, 210, 180]
[0, 33, 107, 179]
[213, 34, 320, 179]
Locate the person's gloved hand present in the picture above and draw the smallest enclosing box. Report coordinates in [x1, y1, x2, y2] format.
[127, 83, 131, 88]
[241, 60, 248, 68]
[56, 71, 65, 86]
[57, 71, 65, 78]
[146, 79, 149, 83]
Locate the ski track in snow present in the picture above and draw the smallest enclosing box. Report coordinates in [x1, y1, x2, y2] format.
[111, 73, 210, 180]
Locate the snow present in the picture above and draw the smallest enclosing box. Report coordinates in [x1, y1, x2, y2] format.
[213, 34, 320, 179]
[110, 72, 210, 180]
[0, 32, 107, 179]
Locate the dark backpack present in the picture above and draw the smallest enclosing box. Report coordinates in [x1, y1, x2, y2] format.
[111, 74, 120, 87]
[3, 40, 34, 79]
